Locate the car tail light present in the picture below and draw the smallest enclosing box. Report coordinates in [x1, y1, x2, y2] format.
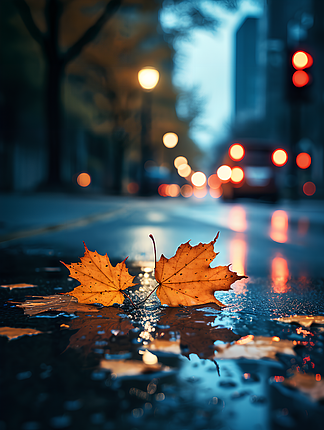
[229, 144, 245, 161]
[272, 149, 288, 167]
[231, 167, 244, 183]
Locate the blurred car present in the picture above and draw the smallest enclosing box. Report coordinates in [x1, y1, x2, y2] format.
[216, 139, 288, 202]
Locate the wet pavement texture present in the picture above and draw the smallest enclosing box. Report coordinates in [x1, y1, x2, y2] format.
[1, 261, 324, 430]
[1, 194, 324, 430]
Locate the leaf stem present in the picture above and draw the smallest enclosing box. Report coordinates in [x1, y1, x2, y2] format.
[121, 290, 137, 309]
[149, 234, 157, 271]
[135, 283, 159, 306]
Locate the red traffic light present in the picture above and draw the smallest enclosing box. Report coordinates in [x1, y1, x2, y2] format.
[291, 50, 313, 88]
[296, 152, 311, 169]
[292, 70, 310, 87]
[292, 51, 313, 70]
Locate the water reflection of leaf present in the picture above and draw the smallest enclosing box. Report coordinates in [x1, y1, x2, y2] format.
[215, 335, 296, 360]
[0, 283, 37, 290]
[283, 371, 324, 402]
[65, 307, 135, 355]
[14, 295, 100, 316]
[151, 305, 241, 360]
[275, 315, 324, 328]
[100, 359, 167, 377]
[0, 327, 43, 340]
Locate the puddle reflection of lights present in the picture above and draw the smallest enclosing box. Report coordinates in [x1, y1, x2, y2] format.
[236, 335, 254, 345]
[230, 238, 247, 276]
[141, 349, 158, 365]
[228, 206, 247, 232]
[270, 210, 288, 243]
[271, 255, 290, 294]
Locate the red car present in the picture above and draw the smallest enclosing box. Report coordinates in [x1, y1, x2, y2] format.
[216, 140, 288, 202]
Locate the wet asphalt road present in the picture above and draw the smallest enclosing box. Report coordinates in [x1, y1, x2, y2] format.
[1, 193, 324, 430]
[1, 193, 323, 280]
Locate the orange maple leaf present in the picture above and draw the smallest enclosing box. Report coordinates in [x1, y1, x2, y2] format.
[155, 233, 246, 307]
[61, 242, 136, 306]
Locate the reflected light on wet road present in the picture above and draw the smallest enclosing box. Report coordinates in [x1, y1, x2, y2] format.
[270, 210, 288, 243]
[271, 254, 290, 293]
[230, 237, 247, 276]
[228, 206, 247, 232]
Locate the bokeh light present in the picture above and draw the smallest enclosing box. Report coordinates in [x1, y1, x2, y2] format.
[231, 166, 244, 183]
[178, 164, 191, 177]
[292, 51, 313, 69]
[208, 174, 221, 189]
[138, 67, 159, 90]
[191, 171, 206, 187]
[303, 181, 316, 196]
[296, 152, 311, 169]
[272, 149, 288, 167]
[292, 70, 309, 87]
[127, 182, 139, 194]
[180, 184, 193, 197]
[217, 165, 232, 181]
[163, 132, 178, 148]
[158, 184, 168, 197]
[167, 184, 180, 197]
[77, 173, 91, 187]
[229, 143, 245, 161]
[174, 156, 187, 169]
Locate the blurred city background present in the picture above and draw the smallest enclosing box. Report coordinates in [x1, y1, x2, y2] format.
[1, 0, 323, 201]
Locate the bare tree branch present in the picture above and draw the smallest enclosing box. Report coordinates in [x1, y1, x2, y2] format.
[14, 0, 44, 46]
[62, 0, 123, 66]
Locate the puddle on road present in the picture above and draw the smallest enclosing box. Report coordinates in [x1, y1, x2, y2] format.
[1, 264, 324, 430]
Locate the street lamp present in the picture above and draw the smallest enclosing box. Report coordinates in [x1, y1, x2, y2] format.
[138, 67, 159, 195]
[163, 132, 178, 149]
[138, 67, 159, 90]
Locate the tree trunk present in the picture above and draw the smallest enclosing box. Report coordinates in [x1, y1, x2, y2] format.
[45, 60, 64, 187]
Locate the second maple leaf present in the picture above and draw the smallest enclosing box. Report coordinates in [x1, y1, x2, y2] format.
[155, 233, 246, 307]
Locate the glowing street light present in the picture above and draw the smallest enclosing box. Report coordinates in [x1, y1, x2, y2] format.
[138, 67, 160, 90]
[138, 67, 159, 195]
[163, 132, 178, 148]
